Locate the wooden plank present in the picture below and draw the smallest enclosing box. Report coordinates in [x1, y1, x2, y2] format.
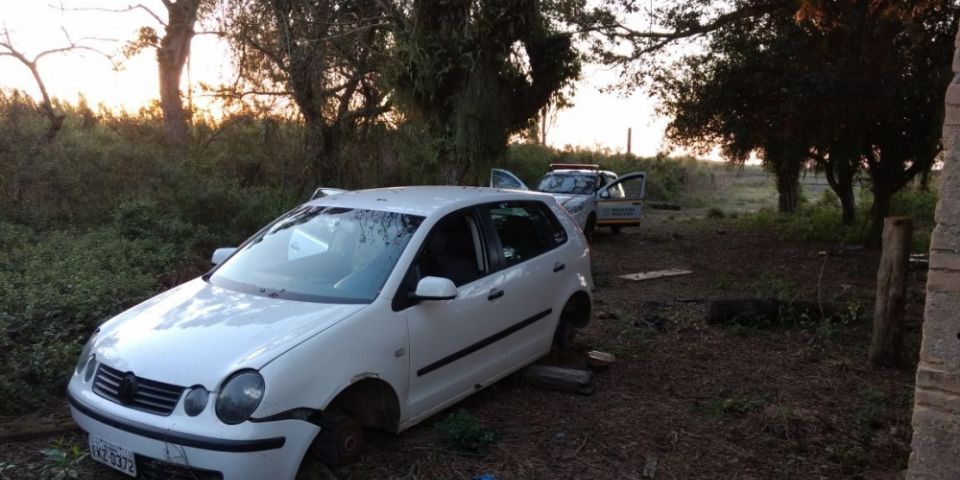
[522, 365, 595, 395]
[619, 269, 692, 282]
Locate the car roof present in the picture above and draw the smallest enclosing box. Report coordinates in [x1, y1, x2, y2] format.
[542, 169, 619, 177]
[304, 186, 555, 217]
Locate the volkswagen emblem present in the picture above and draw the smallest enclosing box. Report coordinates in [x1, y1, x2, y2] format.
[117, 373, 138, 404]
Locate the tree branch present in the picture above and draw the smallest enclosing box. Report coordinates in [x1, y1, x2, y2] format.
[53, 2, 168, 27]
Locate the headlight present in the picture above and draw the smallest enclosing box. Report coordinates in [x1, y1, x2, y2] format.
[564, 199, 588, 214]
[83, 356, 98, 382]
[74, 331, 99, 374]
[215, 371, 264, 424]
[184, 386, 209, 417]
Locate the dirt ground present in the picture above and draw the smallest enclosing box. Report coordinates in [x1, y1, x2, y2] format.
[0, 208, 927, 480]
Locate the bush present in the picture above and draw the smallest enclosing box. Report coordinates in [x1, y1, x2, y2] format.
[706, 207, 726, 219]
[0, 223, 184, 414]
[436, 409, 498, 455]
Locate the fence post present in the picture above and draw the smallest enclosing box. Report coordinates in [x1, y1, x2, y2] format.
[870, 216, 913, 367]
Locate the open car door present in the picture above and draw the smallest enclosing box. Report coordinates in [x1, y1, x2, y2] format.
[490, 168, 529, 190]
[596, 172, 646, 227]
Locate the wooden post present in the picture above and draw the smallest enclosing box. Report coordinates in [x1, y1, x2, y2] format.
[870, 216, 913, 367]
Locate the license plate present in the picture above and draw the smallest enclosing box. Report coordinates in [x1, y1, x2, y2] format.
[88, 435, 136, 477]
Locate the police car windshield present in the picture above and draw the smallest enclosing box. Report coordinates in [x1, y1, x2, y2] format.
[536, 172, 596, 195]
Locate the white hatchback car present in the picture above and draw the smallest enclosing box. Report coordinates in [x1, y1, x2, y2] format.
[491, 164, 647, 238]
[68, 186, 593, 480]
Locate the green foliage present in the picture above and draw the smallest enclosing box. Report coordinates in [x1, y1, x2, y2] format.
[650, 0, 956, 240]
[734, 183, 938, 252]
[388, 0, 581, 181]
[0, 220, 186, 414]
[435, 409, 498, 455]
[40, 437, 90, 480]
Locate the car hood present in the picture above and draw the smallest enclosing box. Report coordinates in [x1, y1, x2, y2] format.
[92, 278, 364, 389]
[551, 193, 590, 207]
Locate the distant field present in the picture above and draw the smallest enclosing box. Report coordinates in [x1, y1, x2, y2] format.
[679, 165, 845, 216]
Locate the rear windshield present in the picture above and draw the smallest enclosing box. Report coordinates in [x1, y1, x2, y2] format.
[209, 206, 423, 304]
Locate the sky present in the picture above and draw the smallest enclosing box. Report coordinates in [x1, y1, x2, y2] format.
[0, 1, 673, 157]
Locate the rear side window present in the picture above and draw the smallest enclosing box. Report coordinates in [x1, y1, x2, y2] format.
[484, 201, 567, 267]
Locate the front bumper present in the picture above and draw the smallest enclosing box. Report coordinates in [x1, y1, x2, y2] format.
[68, 382, 318, 480]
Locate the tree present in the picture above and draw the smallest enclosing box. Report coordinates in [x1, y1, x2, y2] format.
[0, 28, 111, 142]
[68, 1, 208, 146]
[386, 0, 580, 183]
[652, 7, 819, 213]
[221, 0, 391, 185]
[651, 0, 957, 238]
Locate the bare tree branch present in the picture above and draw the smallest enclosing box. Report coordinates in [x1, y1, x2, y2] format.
[0, 26, 117, 140]
[53, 2, 168, 27]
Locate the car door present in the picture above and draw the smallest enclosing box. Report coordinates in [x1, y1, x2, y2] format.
[596, 172, 646, 227]
[478, 201, 569, 368]
[400, 208, 512, 420]
[490, 168, 529, 190]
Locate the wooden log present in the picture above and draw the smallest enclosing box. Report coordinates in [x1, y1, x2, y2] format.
[870, 216, 912, 367]
[705, 299, 847, 325]
[585, 351, 616, 371]
[522, 365, 595, 395]
[0, 417, 79, 443]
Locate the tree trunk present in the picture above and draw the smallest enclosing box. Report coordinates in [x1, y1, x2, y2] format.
[838, 178, 856, 226]
[869, 216, 911, 367]
[304, 116, 328, 184]
[157, 0, 201, 147]
[866, 184, 893, 248]
[775, 161, 801, 213]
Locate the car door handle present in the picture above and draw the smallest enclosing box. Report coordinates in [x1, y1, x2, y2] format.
[487, 289, 504, 301]
[553, 263, 566, 273]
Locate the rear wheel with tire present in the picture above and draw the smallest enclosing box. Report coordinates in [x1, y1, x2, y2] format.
[553, 295, 591, 351]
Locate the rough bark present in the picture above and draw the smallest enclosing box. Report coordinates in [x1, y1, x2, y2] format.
[157, 0, 201, 146]
[824, 150, 858, 226]
[866, 182, 894, 249]
[869, 217, 912, 367]
[775, 160, 801, 214]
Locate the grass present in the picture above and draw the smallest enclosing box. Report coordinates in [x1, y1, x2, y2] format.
[40, 437, 92, 480]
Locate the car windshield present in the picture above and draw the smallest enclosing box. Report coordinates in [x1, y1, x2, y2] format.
[536, 172, 597, 195]
[209, 206, 423, 304]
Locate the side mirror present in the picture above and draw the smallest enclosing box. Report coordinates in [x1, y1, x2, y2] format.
[414, 276, 458, 301]
[211, 247, 237, 266]
[598, 190, 611, 199]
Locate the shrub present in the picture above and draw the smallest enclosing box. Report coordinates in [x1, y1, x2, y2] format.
[706, 207, 726, 219]
[0, 223, 182, 414]
[436, 409, 498, 455]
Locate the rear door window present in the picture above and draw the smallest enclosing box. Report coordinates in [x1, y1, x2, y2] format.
[483, 201, 566, 267]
